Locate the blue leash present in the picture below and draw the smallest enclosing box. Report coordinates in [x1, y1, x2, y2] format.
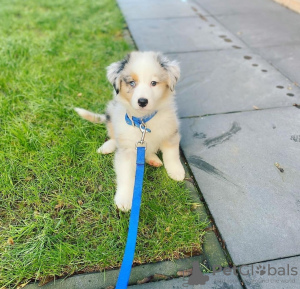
[115, 123, 148, 289]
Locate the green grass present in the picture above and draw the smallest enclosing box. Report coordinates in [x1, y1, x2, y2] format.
[0, 0, 207, 287]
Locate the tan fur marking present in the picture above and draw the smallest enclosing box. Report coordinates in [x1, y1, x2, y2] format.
[131, 73, 139, 82]
[159, 82, 172, 101]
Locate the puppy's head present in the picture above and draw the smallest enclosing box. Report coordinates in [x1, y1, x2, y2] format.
[106, 51, 180, 113]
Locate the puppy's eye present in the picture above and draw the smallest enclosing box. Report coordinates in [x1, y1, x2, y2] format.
[151, 81, 157, 87]
[129, 81, 136, 87]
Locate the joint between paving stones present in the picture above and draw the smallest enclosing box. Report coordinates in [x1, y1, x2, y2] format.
[180, 149, 231, 269]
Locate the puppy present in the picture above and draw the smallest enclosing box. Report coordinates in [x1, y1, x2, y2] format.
[75, 51, 185, 211]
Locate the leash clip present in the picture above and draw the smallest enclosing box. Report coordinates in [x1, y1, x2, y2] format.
[136, 122, 147, 150]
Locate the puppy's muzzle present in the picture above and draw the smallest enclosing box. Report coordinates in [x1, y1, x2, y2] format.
[138, 98, 148, 108]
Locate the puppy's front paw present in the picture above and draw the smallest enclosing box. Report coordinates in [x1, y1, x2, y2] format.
[114, 192, 133, 212]
[165, 161, 185, 181]
[146, 154, 163, 167]
[97, 139, 116, 154]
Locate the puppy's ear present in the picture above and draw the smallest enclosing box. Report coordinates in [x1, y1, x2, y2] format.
[157, 53, 180, 91]
[106, 53, 131, 94]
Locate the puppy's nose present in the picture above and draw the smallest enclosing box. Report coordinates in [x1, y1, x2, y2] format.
[138, 98, 148, 107]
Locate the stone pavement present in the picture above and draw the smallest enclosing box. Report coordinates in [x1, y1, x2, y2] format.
[116, 0, 300, 288]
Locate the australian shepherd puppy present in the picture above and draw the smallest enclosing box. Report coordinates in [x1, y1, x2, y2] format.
[75, 51, 185, 211]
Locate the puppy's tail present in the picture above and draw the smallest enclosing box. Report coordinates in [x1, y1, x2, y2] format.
[74, 107, 106, 123]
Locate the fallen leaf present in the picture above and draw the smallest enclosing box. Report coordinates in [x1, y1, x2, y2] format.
[78, 200, 83, 206]
[55, 201, 65, 210]
[77, 92, 82, 97]
[17, 282, 29, 289]
[191, 203, 201, 210]
[38, 276, 55, 286]
[153, 274, 168, 280]
[177, 268, 193, 277]
[137, 276, 153, 284]
[275, 162, 284, 173]
[17, 283, 28, 289]
[7, 237, 14, 245]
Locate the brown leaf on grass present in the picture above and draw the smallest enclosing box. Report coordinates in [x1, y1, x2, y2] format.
[7, 237, 14, 245]
[177, 268, 193, 277]
[38, 276, 55, 286]
[77, 92, 82, 97]
[78, 200, 83, 206]
[137, 276, 153, 284]
[55, 201, 65, 210]
[165, 227, 170, 232]
[17, 282, 29, 289]
[191, 203, 201, 211]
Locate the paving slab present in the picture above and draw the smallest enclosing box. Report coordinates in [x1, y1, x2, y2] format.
[215, 10, 300, 48]
[130, 272, 243, 288]
[168, 50, 300, 118]
[180, 107, 300, 265]
[256, 44, 300, 84]
[25, 256, 204, 289]
[117, 0, 208, 20]
[192, 0, 284, 15]
[126, 16, 246, 53]
[240, 256, 300, 289]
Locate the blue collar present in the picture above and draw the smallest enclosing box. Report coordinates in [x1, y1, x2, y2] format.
[125, 111, 157, 132]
